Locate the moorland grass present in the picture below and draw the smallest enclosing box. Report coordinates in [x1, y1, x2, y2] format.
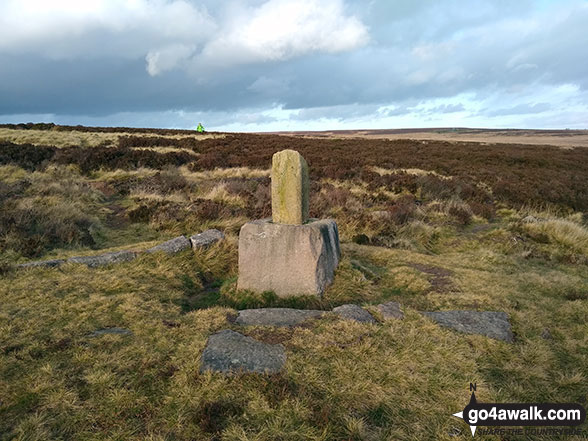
[0, 127, 587, 440]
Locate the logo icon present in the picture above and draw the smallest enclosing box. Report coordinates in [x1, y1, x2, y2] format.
[452, 384, 586, 437]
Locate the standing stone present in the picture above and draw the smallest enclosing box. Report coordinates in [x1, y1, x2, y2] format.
[271, 149, 309, 225]
[238, 149, 340, 297]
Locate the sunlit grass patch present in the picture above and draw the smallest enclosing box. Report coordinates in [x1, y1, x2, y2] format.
[0, 164, 29, 182]
[179, 166, 270, 182]
[129, 189, 189, 203]
[200, 182, 246, 208]
[0, 128, 119, 148]
[0, 128, 225, 148]
[522, 219, 588, 256]
[131, 146, 200, 156]
[371, 165, 452, 180]
[90, 167, 159, 181]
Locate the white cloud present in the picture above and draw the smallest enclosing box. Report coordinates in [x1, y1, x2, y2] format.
[146, 43, 195, 76]
[198, 0, 368, 67]
[0, 0, 368, 74]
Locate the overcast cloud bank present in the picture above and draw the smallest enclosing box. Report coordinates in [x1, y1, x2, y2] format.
[1, 0, 587, 130]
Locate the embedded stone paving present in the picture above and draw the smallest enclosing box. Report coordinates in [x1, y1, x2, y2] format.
[199, 330, 286, 374]
[16, 258, 65, 269]
[377, 301, 404, 320]
[421, 310, 514, 342]
[15, 229, 224, 270]
[146, 235, 191, 254]
[235, 308, 326, 326]
[190, 229, 225, 249]
[68, 250, 137, 268]
[332, 304, 377, 323]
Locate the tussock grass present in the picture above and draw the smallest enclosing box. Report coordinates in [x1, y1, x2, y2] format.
[90, 167, 159, 181]
[131, 146, 200, 156]
[0, 164, 28, 182]
[200, 183, 246, 208]
[0, 127, 120, 147]
[521, 219, 588, 262]
[129, 189, 189, 203]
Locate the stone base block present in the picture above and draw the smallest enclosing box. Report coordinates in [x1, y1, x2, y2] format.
[237, 218, 341, 297]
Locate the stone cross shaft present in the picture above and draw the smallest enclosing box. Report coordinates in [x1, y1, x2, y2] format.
[271, 149, 309, 225]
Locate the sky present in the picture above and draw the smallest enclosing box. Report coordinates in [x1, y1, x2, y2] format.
[1, 0, 587, 131]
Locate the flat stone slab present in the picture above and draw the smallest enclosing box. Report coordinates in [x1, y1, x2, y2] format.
[146, 235, 191, 254]
[332, 304, 376, 323]
[235, 308, 326, 327]
[17, 259, 65, 269]
[89, 327, 133, 337]
[68, 250, 137, 268]
[237, 218, 340, 297]
[190, 229, 225, 249]
[377, 301, 404, 320]
[200, 330, 286, 375]
[421, 310, 513, 342]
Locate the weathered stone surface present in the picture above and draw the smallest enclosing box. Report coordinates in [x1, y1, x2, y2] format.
[377, 301, 404, 320]
[333, 304, 377, 323]
[271, 150, 309, 225]
[235, 308, 326, 327]
[146, 235, 191, 254]
[200, 330, 286, 374]
[421, 310, 513, 342]
[237, 218, 340, 297]
[190, 229, 225, 249]
[89, 327, 133, 337]
[68, 250, 137, 268]
[17, 259, 65, 269]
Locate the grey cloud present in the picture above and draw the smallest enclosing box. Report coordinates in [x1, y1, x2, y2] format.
[426, 103, 465, 114]
[292, 103, 381, 121]
[484, 103, 551, 117]
[0, 0, 587, 129]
